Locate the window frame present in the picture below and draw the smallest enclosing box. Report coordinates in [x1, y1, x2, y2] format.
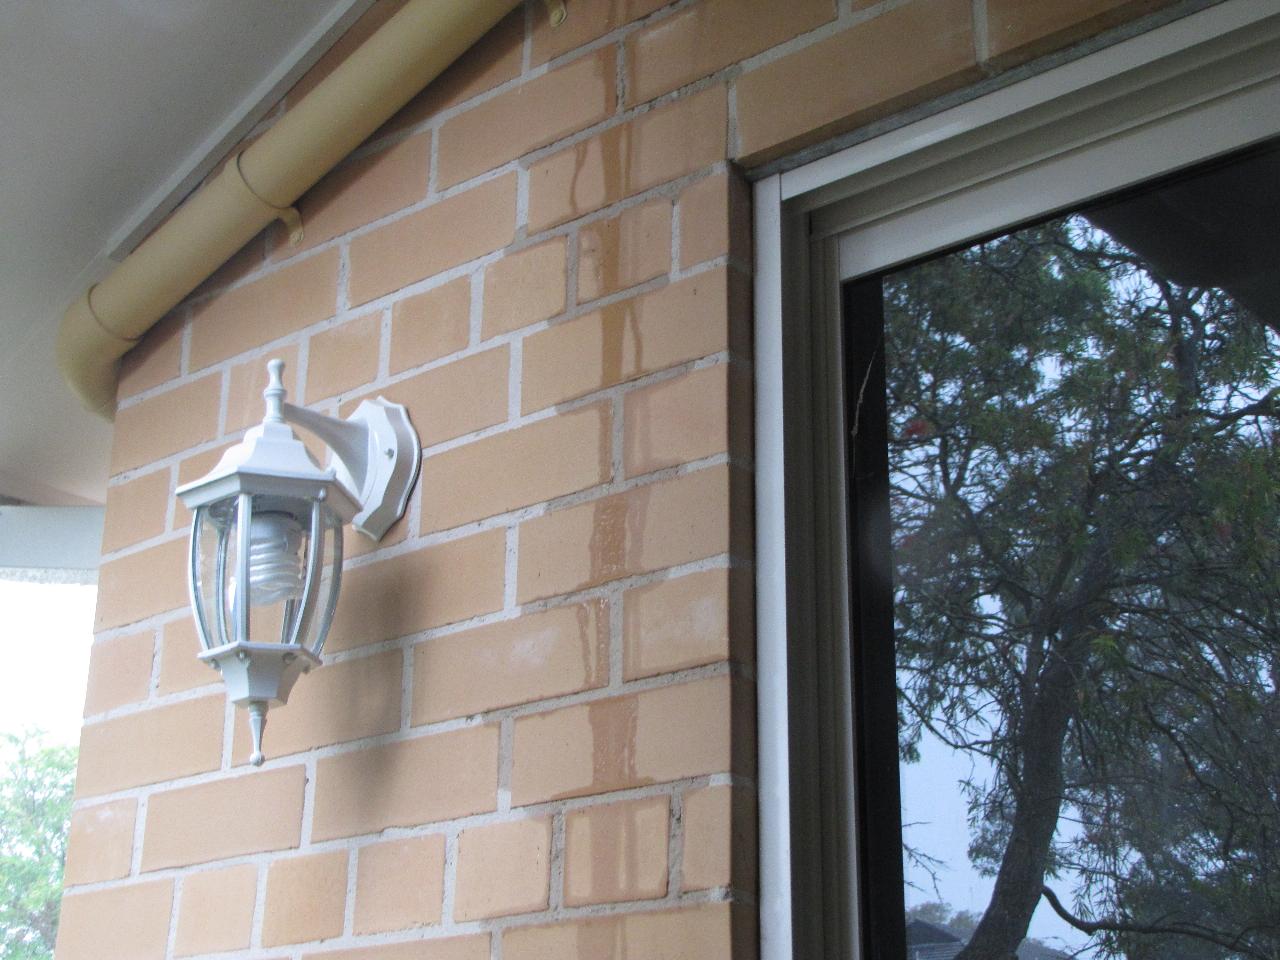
[751, 3, 1280, 959]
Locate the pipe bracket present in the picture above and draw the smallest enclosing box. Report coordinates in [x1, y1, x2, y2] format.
[233, 153, 305, 246]
[543, 0, 567, 27]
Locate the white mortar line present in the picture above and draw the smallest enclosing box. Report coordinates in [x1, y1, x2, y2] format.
[608, 586, 625, 689]
[441, 831, 460, 929]
[667, 790, 686, 903]
[300, 754, 318, 847]
[497, 716, 514, 815]
[548, 810, 566, 910]
[164, 873, 182, 960]
[377, 304, 393, 381]
[344, 847, 359, 936]
[469, 269, 485, 349]
[130, 795, 149, 878]
[503, 525, 519, 612]
[400, 644, 415, 733]
[250, 861, 269, 951]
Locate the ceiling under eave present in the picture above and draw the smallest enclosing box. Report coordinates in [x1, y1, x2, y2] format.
[0, 0, 372, 506]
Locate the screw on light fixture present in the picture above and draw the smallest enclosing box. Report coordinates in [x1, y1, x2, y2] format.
[176, 359, 420, 765]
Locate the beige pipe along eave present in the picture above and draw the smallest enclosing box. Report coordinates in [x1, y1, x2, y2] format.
[58, 0, 524, 419]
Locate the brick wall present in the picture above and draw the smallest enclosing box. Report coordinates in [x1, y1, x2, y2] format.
[60, 0, 1184, 957]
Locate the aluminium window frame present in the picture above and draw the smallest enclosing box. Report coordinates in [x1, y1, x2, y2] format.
[752, 3, 1280, 959]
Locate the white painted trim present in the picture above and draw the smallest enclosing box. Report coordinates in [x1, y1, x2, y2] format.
[780, 0, 1280, 206]
[753, 173, 792, 960]
[0, 505, 104, 575]
[751, 1, 1280, 957]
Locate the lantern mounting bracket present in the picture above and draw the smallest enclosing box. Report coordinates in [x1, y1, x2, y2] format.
[281, 397, 421, 541]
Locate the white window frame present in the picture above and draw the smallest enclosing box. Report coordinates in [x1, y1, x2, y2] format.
[752, 2, 1280, 958]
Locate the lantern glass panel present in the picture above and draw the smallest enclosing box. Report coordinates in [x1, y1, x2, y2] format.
[192, 500, 237, 650]
[300, 511, 344, 655]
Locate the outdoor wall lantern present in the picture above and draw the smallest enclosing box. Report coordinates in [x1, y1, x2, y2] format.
[176, 359, 420, 765]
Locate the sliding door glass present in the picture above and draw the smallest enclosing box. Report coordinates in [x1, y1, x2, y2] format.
[845, 141, 1280, 960]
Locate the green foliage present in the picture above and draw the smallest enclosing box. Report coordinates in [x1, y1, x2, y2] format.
[885, 217, 1280, 958]
[0, 732, 76, 960]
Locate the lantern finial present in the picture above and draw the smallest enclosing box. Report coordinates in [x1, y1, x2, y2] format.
[264, 359, 287, 423]
[247, 700, 268, 766]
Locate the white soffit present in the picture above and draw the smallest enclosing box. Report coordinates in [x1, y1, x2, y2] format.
[0, 0, 372, 506]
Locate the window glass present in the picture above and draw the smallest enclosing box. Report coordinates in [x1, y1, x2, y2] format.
[856, 141, 1280, 959]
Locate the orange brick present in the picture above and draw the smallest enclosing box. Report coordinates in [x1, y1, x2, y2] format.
[263, 850, 348, 947]
[383, 6, 524, 133]
[348, 345, 506, 448]
[523, 268, 736, 413]
[390, 278, 471, 374]
[530, 0, 670, 66]
[517, 465, 733, 603]
[348, 175, 516, 306]
[421, 404, 610, 532]
[55, 880, 173, 960]
[76, 695, 224, 796]
[306, 311, 382, 402]
[63, 798, 136, 885]
[511, 676, 733, 804]
[189, 250, 340, 370]
[82, 630, 153, 716]
[528, 86, 727, 232]
[325, 530, 505, 652]
[986, 0, 1171, 67]
[682, 784, 756, 892]
[118, 311, 182, 400]
[454, 818, 551, 920]
[624, 568, 731, 679]
[504, 902, 733, 960]
[111, 375, 220, 475]
[274, 132, 429, 257]
[232, 650, 402, 763]
[564, 796, 669, 905]
[175, 863, 257, 956]
[578, 199, 672, 302]
[302, 936, 490, 960]
[158, 616, 219, 695]
[412, 601, 608, 723]
[482, 239, 567, 337]
[312, 725, 498, 840]
[225, 343, 300, 434]
[437, 49, 616, 188]
[101, 470, 170, 554]
[626, 0, 836, 104]
[736, 0, 978, 164]
[678, 170, 750, 269]
[624, 364, 731, 475]
[94, 536, 189, 630]
[142, 766, 306, 870]
[354, 834, 445, 934]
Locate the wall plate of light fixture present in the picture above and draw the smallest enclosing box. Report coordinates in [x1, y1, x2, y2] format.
[176, 359, 420, 765]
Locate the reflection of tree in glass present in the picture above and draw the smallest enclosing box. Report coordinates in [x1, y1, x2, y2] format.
[885, 216, 1280, 960]
[0, 731, 75, 960]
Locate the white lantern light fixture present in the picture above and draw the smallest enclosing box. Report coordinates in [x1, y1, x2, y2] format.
[176, 359, 420, 765]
